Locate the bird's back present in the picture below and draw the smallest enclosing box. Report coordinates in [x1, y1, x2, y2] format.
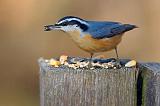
[86, 21, 137, 39]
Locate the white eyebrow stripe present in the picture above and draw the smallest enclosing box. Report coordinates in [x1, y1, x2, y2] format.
[57, 18, 89, 25]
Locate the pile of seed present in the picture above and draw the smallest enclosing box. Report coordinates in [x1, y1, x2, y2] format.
[44, 55, 137, 69]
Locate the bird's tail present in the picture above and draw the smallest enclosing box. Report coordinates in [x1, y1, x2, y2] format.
[123, 24, 138, 32]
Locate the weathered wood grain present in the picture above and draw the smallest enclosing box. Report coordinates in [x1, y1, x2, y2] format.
[139, 63, 160, 106]
[39, 58, 138, 106]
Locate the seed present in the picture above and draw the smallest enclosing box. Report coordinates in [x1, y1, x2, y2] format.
[125, 60, 137, 67]
[49, 59, 61, 67]
[45, 59, 49, 63]
[59, 55, 68, 64]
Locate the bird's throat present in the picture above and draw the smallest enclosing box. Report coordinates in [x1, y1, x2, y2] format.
[67, 30, 82, 42]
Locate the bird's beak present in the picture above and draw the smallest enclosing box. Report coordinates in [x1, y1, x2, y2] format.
[44, 24, 60, 31]
[44, 25, 55, 31]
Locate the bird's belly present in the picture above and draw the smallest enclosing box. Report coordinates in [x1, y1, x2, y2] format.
[68, 31, 122, 53]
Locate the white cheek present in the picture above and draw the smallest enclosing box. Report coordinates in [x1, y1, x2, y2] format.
[61, 25, 81, 32]
[62, 26, 73, 31]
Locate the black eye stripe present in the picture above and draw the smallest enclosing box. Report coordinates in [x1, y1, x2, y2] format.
[68, 20, 78, 25]
[80, 24, 88, 31]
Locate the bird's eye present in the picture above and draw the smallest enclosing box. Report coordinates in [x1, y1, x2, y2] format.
[61, 21, 68, 26]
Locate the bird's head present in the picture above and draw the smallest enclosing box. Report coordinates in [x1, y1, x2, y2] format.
[44, 16, 89, 32]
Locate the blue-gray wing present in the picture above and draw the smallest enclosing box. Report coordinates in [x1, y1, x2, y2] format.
[87, 21, 137, 39]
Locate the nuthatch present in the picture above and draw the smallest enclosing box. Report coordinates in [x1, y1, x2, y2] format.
[44, 16, 137, 65]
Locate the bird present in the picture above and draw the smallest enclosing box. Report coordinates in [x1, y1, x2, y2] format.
[44, 16, 137, 66]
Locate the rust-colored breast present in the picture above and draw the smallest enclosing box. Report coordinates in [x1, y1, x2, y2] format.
[67, 31, 122, 53]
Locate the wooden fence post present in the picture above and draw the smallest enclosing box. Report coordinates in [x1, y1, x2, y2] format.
[39, 58, 138, 106]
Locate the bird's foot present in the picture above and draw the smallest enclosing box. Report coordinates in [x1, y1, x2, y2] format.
[88, 61, 93, 68]
[114, 59, 121, 68]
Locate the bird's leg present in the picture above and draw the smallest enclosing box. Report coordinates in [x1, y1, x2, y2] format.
[88, 53, 93, 68]
[114, 47, 121, 67]
[115, 47, 119, 60]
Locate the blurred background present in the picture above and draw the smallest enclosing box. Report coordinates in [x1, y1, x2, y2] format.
[0, 0, 160, 105]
